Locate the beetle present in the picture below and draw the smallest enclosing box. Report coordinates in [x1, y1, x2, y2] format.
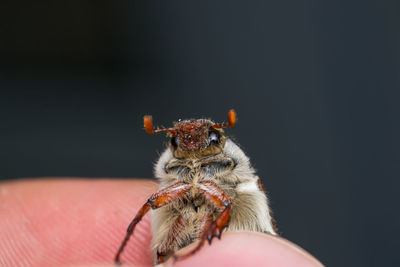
[115, 109, 278, 264]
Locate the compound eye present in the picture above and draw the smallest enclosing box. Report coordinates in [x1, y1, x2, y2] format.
[170, 136, 179, 149]
[208, 130, 220, 144]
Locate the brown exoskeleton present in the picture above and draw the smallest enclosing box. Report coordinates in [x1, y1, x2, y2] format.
[115, 110, 278, 265]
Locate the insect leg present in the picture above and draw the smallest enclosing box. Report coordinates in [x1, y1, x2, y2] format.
[257, 177, 279, 234]
[114, 182, 192, 265]
[156, 214, 190, 264]
[172, 214, 213, 262]
[257, 176, 267, 194]
[173, 181, 231, 262]
[199, 181, 232, 244]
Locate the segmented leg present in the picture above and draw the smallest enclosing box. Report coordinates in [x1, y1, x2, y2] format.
[257, 177, 266, 194]
[173, 181, 231, 262]
[156, 215, 187, 264]
[257, 177, 279, 234]
[114, 182, 192, 264]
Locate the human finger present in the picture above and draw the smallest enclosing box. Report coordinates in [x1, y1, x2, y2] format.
[0, 179, 158, 267]
[165, 231, 323, 267]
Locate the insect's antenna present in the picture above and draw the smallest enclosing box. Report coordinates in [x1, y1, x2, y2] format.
[212, 109, 237, 129]
[143, 115, 177, 135]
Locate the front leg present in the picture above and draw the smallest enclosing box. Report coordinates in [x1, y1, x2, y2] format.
[114, 182, 192, 264]
[199, 181, 232, 243]
[173, 181, 231, 262]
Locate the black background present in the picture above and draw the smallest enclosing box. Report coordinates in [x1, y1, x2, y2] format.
[1, 1, 399, 266]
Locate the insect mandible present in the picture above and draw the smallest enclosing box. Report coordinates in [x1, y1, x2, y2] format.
[115, 109, 278, 265]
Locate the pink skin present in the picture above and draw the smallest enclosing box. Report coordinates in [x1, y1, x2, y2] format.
[0, 179, 323, 267]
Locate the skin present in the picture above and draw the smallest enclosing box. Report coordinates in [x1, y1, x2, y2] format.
[0, 179, 323, 267]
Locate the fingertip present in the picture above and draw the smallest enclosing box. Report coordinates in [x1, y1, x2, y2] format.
[0, 178, 158, 266]
[1, 180, 323, 267]
[165, 232, 323, 267]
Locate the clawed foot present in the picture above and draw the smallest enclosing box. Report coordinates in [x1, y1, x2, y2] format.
[206, 221, 222, 244]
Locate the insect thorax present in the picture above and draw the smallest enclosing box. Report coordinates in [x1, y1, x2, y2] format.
[164, 154, 236, 184]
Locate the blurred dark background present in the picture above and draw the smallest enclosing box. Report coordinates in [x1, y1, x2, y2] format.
[1, 1, 399, 266]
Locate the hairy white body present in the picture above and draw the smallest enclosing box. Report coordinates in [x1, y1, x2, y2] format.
[151, 138, 277, 259]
